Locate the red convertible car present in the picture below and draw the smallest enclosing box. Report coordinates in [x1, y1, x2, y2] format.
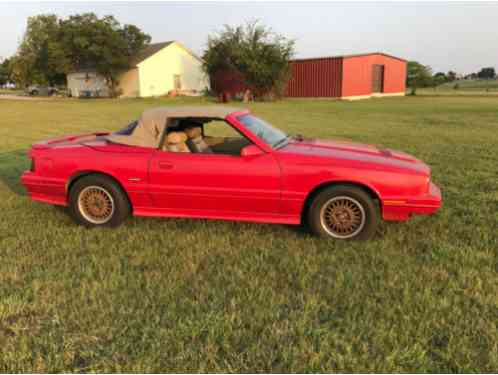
[21, 106, 441, 240]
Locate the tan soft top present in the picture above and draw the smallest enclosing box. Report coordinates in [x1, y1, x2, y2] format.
[106, 106, 245, 148]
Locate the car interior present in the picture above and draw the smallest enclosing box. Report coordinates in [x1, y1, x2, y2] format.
[161, 117, 251, 156]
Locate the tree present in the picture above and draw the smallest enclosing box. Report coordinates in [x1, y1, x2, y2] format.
[477, 67, 496, 79]
[9, 15, 67, 86]
[58, 14, 150, 96]
[433, 72, 448, 87]
[203, 21, 295, 100]
[10, 13, 150, 95]
[447, 70, 457, 82]
[9, 55, 28, 86]
[0, 58, 11, 85]
[406, 61, 433, 95]
[59, 13, 151, 96]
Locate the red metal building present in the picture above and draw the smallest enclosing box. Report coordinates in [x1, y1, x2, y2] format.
[286, 52, 407, 99]
[209, 52, 407, 100]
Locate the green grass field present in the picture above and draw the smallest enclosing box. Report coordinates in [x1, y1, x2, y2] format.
[439, 79, 498, 90]
[0, 88, 24, 95]
[0, 96, 497, 372]
[418, 79, 498, 96]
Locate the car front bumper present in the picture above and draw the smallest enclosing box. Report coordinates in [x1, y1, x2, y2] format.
[382, 182, 442, 221]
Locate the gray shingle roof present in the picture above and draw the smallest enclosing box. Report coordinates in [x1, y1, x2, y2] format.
[130, 41, 174, 67]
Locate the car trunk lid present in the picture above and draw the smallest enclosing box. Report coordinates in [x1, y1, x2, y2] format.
[32, 132, 110, 150]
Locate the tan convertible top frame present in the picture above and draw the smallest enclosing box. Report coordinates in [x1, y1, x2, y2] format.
[105, 106, 244, 148]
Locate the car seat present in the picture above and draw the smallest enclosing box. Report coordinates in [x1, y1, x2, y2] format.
[165, 131, 190, 153]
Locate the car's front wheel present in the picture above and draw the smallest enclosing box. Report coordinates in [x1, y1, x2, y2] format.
[307, 185, 379, 240]
[68, 175, 130, 228]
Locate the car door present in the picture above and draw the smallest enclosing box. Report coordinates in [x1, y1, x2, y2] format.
[148, 149, 282, 217]
[148, 118, 282, 217]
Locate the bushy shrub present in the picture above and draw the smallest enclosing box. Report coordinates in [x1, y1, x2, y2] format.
[203, 21, 294, 100]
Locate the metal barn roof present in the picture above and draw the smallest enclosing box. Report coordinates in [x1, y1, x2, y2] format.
[290, 52, 407, 63]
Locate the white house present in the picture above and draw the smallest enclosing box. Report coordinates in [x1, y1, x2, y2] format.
[66, 69, 110, 97]
[66, 41, 209, 98]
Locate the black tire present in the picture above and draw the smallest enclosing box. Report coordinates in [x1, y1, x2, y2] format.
[31, 90, 38, 96]
[68, 174, 130, 228]
[306, 184, 379, 240]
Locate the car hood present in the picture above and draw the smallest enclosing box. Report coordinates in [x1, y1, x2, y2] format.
[277, 138, 430, 175]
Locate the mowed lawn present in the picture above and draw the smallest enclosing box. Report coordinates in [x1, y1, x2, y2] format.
[418, 79, 498, 97]
[0, 96, 497, 372]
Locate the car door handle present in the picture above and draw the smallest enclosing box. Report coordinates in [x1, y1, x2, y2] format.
[158, 161, 174, 170]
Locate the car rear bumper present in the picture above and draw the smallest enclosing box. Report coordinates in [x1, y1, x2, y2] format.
[21, 171, 67, 206]
[382, 182, 442, 221]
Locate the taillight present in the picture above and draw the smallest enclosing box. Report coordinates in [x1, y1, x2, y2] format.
[30, 158, 35, 172]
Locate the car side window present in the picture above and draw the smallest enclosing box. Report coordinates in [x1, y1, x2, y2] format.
[159, 118, 252, 156]
[203, 120, 251, 156]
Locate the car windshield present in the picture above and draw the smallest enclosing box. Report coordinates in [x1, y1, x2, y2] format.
[237, 114, 288, 148]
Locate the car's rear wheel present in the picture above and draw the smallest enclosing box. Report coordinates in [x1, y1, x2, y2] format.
[68, 175, 130, 228]
[307, 185, 379, 240]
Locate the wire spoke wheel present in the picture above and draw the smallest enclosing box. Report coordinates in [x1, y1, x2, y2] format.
[77, 186, 115, 225]
[320, 196, 366, 239]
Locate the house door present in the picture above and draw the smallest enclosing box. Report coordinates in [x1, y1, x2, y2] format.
[173, 75, 182, 91]
[372, 65, 384, 93]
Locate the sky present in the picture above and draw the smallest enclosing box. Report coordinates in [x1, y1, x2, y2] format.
[0, 1, 497, 74]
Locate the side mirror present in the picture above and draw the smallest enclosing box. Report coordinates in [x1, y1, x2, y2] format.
[240, 144, 264, 157]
